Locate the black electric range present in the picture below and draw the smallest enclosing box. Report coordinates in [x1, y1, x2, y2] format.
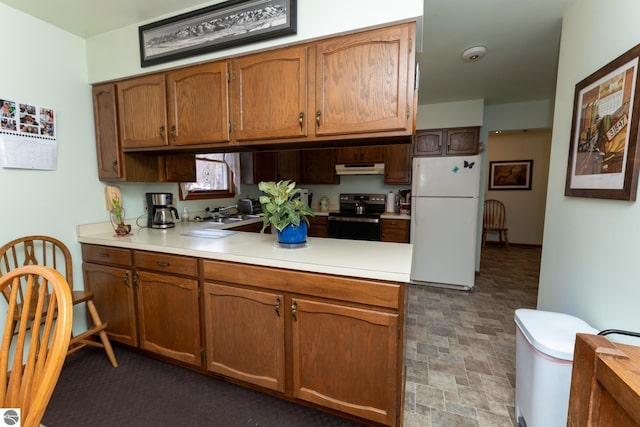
[327, 193, 386, 241]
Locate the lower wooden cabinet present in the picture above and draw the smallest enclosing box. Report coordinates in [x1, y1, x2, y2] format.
[307, 216, 328, 237]
[203, 283, 285, 392]
[202, 259, 404, 427]
[82, 245, 137, 346]
[381, 218, 410, 243]
[292, 298, 399, 425]
[134, 251, 201, 366]
[82, 244, 405, 426]
[135, 270, 201, 366]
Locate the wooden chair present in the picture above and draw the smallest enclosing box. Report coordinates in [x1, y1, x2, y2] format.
[1, 265, 73, 427]
[0, 236, 118, 367]
[482, 199, 509, 248]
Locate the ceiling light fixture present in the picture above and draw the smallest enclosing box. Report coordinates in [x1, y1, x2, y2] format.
[461, 46, 487, 62]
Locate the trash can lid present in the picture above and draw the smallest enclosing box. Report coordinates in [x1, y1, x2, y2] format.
[514, 308, 598, 360]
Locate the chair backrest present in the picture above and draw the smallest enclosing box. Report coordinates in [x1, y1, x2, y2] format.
[0, 265, 73, 427]
[0, 236, 73, 306]
[483, 199, 506, 229]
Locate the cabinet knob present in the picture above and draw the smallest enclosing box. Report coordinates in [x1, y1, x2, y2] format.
[275, 297, 281, 317]
[292, 300, 298, 320]
[298, 112, 304, 130]
[111, 160, 118, 172]
[170, 125, 176, 142]
[315, 111, 321, 128]
[123, 272, 130, 288]
[159, 125, 165, 140]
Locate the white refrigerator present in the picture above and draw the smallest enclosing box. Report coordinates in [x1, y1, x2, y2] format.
[410, 155, 481, 290]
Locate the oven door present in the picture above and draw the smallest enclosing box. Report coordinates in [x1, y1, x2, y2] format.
[327, 216, 381, 241]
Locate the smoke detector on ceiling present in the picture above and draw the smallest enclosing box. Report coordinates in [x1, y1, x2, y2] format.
[461, 46, 487, 62]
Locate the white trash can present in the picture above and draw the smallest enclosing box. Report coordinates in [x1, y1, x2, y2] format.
[514, 308, 597, 427]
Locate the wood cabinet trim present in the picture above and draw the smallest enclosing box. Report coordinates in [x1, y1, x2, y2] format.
[202, 259, 401, 310]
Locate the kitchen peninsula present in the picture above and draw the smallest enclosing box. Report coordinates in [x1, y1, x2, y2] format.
[77, 221, 412, 427]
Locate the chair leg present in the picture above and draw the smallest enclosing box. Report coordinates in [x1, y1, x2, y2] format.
[503, 230, 509, 248]
[86, 300, 118, 368]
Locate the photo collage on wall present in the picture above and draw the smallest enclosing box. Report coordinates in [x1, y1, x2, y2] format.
[1, 98, 55, 139]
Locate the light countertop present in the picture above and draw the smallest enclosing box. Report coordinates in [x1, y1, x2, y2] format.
[77, 221, 413, 283]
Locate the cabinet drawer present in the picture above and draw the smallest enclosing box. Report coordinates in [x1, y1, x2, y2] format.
[81, 244, 132, 266]
[381, 218, 408, 229]
[134, 251, 198, 277]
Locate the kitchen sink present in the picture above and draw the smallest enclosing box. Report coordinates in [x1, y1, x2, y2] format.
[205, 214, 261, 223]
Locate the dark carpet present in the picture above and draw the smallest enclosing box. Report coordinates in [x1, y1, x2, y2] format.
[42, 346, 365, 427]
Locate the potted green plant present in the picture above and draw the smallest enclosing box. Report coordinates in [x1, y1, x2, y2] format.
[258, 180, 315, 245]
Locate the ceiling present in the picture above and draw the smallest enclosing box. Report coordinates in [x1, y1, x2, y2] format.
[0, 0, 576, 105]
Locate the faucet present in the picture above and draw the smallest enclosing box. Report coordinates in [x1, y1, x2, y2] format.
[218, 205, 238, 217]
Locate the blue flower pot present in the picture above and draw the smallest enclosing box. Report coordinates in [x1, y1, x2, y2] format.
[276, 222, 308, 245]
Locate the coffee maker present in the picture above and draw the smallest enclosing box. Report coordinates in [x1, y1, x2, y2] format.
[146, 192, 180, 229]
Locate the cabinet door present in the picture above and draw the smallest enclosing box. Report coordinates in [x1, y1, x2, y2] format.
[315, 23, 412, 136]
[135, 270, 201, 366]
[307, 216, 328, 237]
[83, 262, 137, 346]
[204, 283, 285, 392]
[166, 61, 230, 145]
[445, 127, 480, 155]
[336, 146, 385, 164]
[253, 151, 277, 183]
[92, 83, 123, 180]
[162, 154, 196, 183]
[276, 150, 301, 181]
[414, 129, 444, 156]
[384, 144, 411, 184]
[381, 219, 410, 243]
[232, 46, 307, 141]
[291, 298, 399, 426]
[117, 74, 168, 148]
[300, 149, 337, 184]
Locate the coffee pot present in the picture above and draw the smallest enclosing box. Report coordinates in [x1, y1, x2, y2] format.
[146, 192, 180, 229]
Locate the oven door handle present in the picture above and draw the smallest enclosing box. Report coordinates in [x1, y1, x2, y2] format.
[327, 216, 380, 224]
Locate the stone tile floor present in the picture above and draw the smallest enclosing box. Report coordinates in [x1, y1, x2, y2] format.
[403, 245, 541, 427]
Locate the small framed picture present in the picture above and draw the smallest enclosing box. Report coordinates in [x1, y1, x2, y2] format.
[489, 160, 533, 191]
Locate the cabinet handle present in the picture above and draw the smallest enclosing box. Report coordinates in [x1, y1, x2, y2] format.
[156, 261, 170, 267]
[275, 297, 281, 317]
[111, 160, 118, 172]
[170, 125, 176, 142]
[315, 110, 321, 128]
[98, 252, 110, 258]
[123, 272, 130, 288]
[159, 125, 165, 140]
[298, 112, 304, 130]
[133, 273, 139, 288]
[291, 300, 298, 321]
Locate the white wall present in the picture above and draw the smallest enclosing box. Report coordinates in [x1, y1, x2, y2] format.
[485, 130, 551, 245]
[87, 0, 423, 83]
[0, 4, 100, 333]
[538, 0, 640, 342]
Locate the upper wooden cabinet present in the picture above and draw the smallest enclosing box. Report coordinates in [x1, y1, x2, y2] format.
[118, 61, 230, 149]
[315, 23, 413, 137]
[231, 46, 307, 142]
[166, 61, 230, 146]
[336, 146, 385, 164]
[300, 148, 338, 185]
[384, 144, 412, 184]
[117, 73, 168, 149]
[414, 127, 480, 157]
[92, 83, 171, 182]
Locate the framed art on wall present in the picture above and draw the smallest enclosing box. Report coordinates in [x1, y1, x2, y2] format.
[489, 160, 533, 191]
[565, 43, 640, 201]
[139, 0, 297, 67]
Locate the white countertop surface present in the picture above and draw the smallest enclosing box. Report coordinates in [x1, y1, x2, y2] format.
[77, 221, 413, 283]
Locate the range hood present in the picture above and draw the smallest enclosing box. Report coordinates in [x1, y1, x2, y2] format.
[335, 163, 385, 175]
